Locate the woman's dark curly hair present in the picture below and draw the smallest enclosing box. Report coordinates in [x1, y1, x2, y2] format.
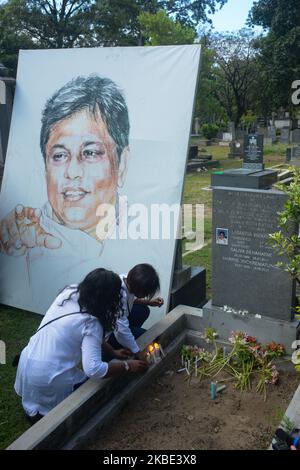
[60, 268, 123, 332]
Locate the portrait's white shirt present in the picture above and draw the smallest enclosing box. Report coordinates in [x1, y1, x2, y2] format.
[14, 286, 108, 416]
[113, 273, 140, 354]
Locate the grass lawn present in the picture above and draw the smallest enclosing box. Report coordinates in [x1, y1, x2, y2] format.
[0, 143, 288, 449]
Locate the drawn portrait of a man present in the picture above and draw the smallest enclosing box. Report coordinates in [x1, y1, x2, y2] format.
[0, 74, 129, 256]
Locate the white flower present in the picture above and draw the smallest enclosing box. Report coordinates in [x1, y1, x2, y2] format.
[292, 350, 300, 365]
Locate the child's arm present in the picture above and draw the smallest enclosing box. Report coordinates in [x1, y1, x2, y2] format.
[134, 297, 164, 307]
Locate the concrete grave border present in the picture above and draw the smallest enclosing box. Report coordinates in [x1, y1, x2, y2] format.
[7, 305, 300, 450]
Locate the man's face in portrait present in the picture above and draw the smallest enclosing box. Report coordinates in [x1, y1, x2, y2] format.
[45, 108, 127, 236]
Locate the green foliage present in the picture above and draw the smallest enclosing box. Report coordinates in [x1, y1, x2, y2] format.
[241, 110, 257, 127]
[0, 0, 229, 75]
[269, 168, 300, 284]
[138, 10, 196, 45]
[201, 122, 219, 140]
[248, 0, 300, 111]
[209, 29, 260, 126]
[194, 41, 227, 125]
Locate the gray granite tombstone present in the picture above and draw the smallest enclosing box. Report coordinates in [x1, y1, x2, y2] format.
[291, 129, 300, 144]
[280, 127, 290, 144]
[0, 74, 15, 165]
[228, 140, 244, 159]
[194, 117, 200, 135]
[211, 187, 296, 321]
[228, 121, 236, 140]
[290, 145, 300, 166]
[268, 125, 277, 144]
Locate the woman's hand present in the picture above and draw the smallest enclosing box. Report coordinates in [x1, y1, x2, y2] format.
[127, 359, 149, 374]
[114, 348, 131, 360]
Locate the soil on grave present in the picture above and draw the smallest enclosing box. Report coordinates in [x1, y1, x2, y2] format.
[87, 359, 299, 451]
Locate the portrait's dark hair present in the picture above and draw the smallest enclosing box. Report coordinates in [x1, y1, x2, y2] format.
[219, 231, 226, 237]
[127, 264, 160, 299]
[40, 74, 130, 163]
[60, 268, 123, 332]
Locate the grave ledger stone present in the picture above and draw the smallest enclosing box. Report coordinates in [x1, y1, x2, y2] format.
[211, 187, 296, 321]
[212, 134, 277, 190]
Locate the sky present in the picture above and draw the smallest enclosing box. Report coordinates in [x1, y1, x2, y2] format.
[209, 0, 263, 33]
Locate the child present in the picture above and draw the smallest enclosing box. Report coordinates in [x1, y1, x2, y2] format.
[106, 264, 164, 360]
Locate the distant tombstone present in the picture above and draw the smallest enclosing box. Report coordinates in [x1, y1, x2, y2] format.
[264, 137, 272, 145]
[291, 129, 300, 144]
[268, 125, 277, 143]
[223, 132, 232, 142]
[243, 134, 264, 170]
[280, 127, 290, 144]
[228, 140, 244, 159]
[194, 117, 200, 135]
[0, 76, 16, 164]
[188, 145, 198, 160]
[228, 121, 236, 140]
[271, 112, 276, 126]
[291, 145, 300, 164]
[258, 126, 268, 137]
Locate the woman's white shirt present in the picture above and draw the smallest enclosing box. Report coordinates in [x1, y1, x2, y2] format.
[14, 286, 108, 417]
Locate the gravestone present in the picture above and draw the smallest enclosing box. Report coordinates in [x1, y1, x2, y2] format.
[194, 117, 200, 135]
[223, 132, 232, 142]
[211, 187, 296, 321]
[228, 140, 244, 159]
[286, 148, 292, 163]
[212, 134, 277, 189]
[170, 240, 206, 310]
[243, 134, 264, 170]
[188, 145, 198, 160]
[228, 121, 236, 141]
[264, 137, 272, 145]
[268, 125, 277, 144]
[290, 145, 300, 166]
[0, 70, 15, 166]
[291, 129, 300, 144]
[280, 127, 290, 144]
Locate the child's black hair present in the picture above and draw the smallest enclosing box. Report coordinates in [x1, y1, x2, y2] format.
[127, 264, 160, 299]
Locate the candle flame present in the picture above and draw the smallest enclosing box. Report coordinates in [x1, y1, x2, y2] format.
[154, 343, 160, 350]
[148, 345, 154, 352]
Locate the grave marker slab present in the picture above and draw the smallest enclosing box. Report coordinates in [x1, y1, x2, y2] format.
[212, 187, 296, 321]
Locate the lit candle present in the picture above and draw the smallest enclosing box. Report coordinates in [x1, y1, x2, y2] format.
[146, 352, 152, 365]
[148, 344, 155, 364]
[154, 343, 161, 361]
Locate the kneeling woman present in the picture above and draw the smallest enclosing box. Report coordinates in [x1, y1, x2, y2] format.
[15, 268, 148, 423]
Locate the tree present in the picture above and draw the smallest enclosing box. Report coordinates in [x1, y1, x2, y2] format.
[138, 10, 196, 45]
[194, 39, 226, 125]
[210, 29, 259, 127]
[248, 0, 300, 111]
[0, 0, 229, 74]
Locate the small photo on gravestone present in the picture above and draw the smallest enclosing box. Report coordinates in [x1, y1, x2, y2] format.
[216, 228, 229, 246]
